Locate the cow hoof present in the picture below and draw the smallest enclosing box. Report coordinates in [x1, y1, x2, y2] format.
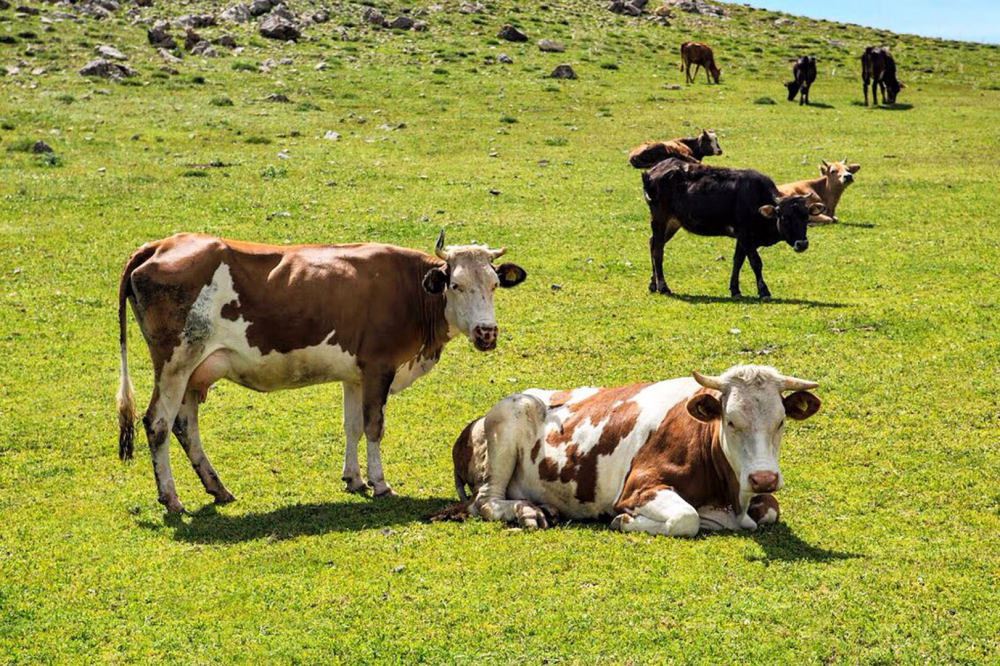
[758, 293, 772, 301]
[730, 291, 742, 299]
[657, 284, 671, 295]
[160, 496, 186, 514]
[648, 281, 657, 293]
[371, 484, 397, 498]
[610, 514, 632, 531]
[539, 504, 561, 525]
[213, 490, 237, 505]
[514, 501, 548, 529]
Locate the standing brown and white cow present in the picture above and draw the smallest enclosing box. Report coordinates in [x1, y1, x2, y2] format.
[116, 231, 527, 512]
[455, 365, 820, 535]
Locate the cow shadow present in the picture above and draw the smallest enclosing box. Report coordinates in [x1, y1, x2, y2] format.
[850, 101, 914, 111]
[141, 496, 454, 544]
[834, 220, 875, 229]
[664, 293, 846, 308]
[804, 102, 835, 109]
[744, 522, 858, 563]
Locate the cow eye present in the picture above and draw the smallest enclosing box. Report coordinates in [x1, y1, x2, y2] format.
[450, 283, 462, 292]
[727, 420, 735, 429]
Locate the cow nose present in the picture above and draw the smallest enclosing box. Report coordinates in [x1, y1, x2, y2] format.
[793, 240, 809, 253]
[844, 174, 854, 182]
[749, 471, 779, 493]
[472, 324, 498, 351]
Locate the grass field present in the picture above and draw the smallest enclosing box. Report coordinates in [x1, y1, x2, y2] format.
[2, 0, 1000, 662]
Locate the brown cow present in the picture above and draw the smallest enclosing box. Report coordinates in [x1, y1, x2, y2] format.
[116, 231, 526, 512]
[455, 365, 821, 535]
[680, 42, 720, 84]
[627, 130, 722, 169]
[778, 159, 861, 225]
[862, 46, 904, 106]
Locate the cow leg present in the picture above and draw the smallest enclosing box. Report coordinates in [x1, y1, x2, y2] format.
[729, 243, 747, 298]
[361, 370, 395, 497]
[610, 488, 699, 537]
[173, 391, 235, 504]
[649, 218, 679, 295]
[474, 394, 549, 529]
[746, 246, 771, 299]
[142, 373, 188, 514]
[863, 80, 869, 106]
[341, 381, 366, 493]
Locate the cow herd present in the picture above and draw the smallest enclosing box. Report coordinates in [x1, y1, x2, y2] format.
[114, 40, 902, 539]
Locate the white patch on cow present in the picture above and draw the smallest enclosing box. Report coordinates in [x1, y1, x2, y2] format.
[616, 488, 700, 537]
[390, 351, 440, 394]
[709, 131, 721, 155]
[172, 263, 362, 395]
[698, 505, 742, 532]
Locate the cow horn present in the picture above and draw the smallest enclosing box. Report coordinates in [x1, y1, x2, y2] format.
[692, 370, 723, 390]
[487, 247, 507, 259]
[781, 375, 819, 391]
[435, 229, 448, 260]
[821, 159, 830, 168]
[841, 156, 848, 164]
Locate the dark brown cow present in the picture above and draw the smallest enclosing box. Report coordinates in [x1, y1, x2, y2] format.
[680, 42, 720, 84]
[116, 231, 526, 512]
[627, 130, 723, 169]
[862, 46, 904, 106]
[455, 365, 821, 535]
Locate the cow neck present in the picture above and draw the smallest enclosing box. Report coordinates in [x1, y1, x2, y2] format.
[678, 136, 702, 159]
[415, 258, 452, 359]
[707, 414, 742, 513]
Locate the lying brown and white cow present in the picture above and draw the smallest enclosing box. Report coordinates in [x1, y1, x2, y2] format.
[116, 231, 526, 512]
[456, 365, 820, 536]
[627, 130, 723, 170]
[778, 159, 860, 225]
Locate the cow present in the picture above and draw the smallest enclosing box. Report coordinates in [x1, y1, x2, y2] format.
[641, 158, 825, 299]
[627, 130, 723, 169]
[456, 365, 821, 535]
[785, 56, 817, 106]
[862, 46, 904, 106]
[778, 159, 861, 225]
[680, 42, 720, 84]
[115, 231, 527, 513]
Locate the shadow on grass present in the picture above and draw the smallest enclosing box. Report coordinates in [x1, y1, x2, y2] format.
[744, 522, 858, 563]
[142, 496, 454, 544]
[664, 293, 846, 308]
[849, 101, 914, 111]
[834, 220, 875, 229]
[803, 102, 835, 109]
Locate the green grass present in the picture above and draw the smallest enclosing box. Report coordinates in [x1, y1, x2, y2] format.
[2, 0, 1000, 662]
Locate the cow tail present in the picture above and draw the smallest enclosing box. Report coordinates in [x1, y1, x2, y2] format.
[642, 171, 657, 205]
[116, 245, 154, 461]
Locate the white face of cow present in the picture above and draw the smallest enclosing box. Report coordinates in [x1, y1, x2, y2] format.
[421, 232, 527, 351]
[687, 365, 821, 503]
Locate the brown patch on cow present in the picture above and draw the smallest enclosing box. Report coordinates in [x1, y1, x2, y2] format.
[541, 383, 649, 503]
[548, 390, 574, 407]
[747, 494, 780, 524]
[452, 418, 478, 500]
[530, 438, 542, 464]
[628, 139, 700, 169]
[220, 300, 240, 321]
[614, 388, 739, 514]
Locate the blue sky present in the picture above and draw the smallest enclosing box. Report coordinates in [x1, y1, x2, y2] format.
[722, 1, 1000, 44]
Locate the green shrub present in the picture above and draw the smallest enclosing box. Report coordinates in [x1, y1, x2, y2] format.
[210, 96, 234, 107]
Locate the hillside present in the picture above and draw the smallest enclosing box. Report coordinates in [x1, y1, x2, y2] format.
[2, 0, 1000, 662]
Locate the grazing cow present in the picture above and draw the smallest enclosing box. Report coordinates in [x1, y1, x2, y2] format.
[680, 42, 720, 84]
[778, 159, 861, 225]
[641, 158, 825, 299]
[785, 56, 817, 106]
[627, 130, 723, 169]
[458, 365, 821, 535]
[862, 46, 904, 106]
[116, 231, 527, 512]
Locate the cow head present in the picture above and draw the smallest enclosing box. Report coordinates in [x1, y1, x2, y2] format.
[686, 365, 820, 505]
[885, 78, 905, 104]
[821, 159, 861, 190]
[709, 63, 721, 84]
[422, 230, 527, 351]
[759, 195, 824, 253]
[698, 129, 722, 157]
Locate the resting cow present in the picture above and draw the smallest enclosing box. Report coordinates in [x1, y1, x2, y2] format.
[627, 130, 722, 169]
[680, 42, 720, 84]
[785, 56, 817, 106]
[641, 158, 825, 299]
[862, 46, 904, 106]
[116, 231, 527, 512]
[778, 159, 860, 225]
[457, 365, 821, 536]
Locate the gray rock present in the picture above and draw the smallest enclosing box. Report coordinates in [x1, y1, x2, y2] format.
[362, 7, 386, 27]
[259, 13, 300, 40]
[459, 1, 485, 12]
[147, 26, 177, 49]
[31, 140, 53, 154]
[249, 0, 274, 17]
[79, 58, 137, 80]
[175, 14, 216, 28]
[497, 24, 527, 42]
[304, 10, 329, 23]
[15, 5, 40, 15]
[550, 63, 576, 79]
[413, 20, 428, 31]
[0, 1, 11, 10]
[184, 28, 202, 51]
[538, 39, 564, 52]
[218, 4, 251, 23]
[156, 47, 181, 63]
[212, 34, 238, 48]
[608, 1, 642, 16]
[265, 93, 290, 102]
[96, 45, 127, 61]
[660, 0, 724, 17]
[388, 15, 414, 30]
[496, 53, 513, 64]
[191, 41, 218, 57]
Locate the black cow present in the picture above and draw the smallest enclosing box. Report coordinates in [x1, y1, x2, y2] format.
[641, 159, 825, 299]
[862, 47, 903, 106]
[785, 56, 817, 106]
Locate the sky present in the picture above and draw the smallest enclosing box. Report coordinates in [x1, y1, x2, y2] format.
[722, 1, 1000, 44]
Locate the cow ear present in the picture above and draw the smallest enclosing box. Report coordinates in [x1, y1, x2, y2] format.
[808, 202, 827, 216]
[422, 266, 449, 295]
[495, 263, 527, 288]
[759, 205, 777, 219]
[783, 391, 821, 420]
[687, 393, 722, 423]
[847, 163, 861, 173]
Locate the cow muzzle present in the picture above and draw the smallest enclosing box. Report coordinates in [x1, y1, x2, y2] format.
[472, 324, 498, 351]
[748, 470, 780, 494]
[793, 240, 809, 253]
[842, 173, 854, 184]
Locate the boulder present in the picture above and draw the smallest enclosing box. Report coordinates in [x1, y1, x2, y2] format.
[212, 34, 237, 48]
[79, 58, 137, 80]
[96, 45, 127, 60]
[362, 7, 386, 27]
[459, 1, 485, 12]
[175, 14, 216, 28]
[147, 25, 176, 49]
[550, 64, 576, 79]
[496, 53, 513, 64]
[249, 0, 273, 17]
[538, 39, 564, 52]
[156, 47, 181, 63]
[184, 28, 202, 51]
[413, 20, 428, 31]
[31, 140, 53, 154]
[497, 24, 527, 42]
[388, 15, 414, 30]
[259, 13, 300, 40]
[191, 41, 218, 57]
[218, 4, 251, 23]
[660, 0, 724, 17]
